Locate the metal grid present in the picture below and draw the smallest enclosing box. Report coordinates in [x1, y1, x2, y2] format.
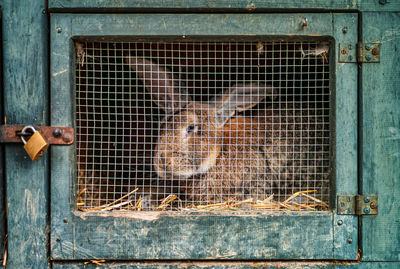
[75, 40, 331, 211]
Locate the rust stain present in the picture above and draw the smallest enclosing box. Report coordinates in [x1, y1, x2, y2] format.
[246, 4, 256, 11]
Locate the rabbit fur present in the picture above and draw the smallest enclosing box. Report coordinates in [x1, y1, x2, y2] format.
[127, 57, 329, 203]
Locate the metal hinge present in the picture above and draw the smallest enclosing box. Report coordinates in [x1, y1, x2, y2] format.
[339, 42, 381, 63]
[337, 195, 378, 215]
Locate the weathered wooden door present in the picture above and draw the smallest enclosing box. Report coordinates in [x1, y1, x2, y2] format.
[50, 13, 358, 260]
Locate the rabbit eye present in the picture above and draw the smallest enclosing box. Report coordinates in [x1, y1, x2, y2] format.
[186, 124, 197, 134]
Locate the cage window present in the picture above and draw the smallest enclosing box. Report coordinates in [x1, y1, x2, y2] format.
[75, 40, 331, 212]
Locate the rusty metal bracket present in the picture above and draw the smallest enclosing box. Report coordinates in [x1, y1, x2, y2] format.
[0, 125, 74, 145]
[339, 42, 380, 63]
[337, 195, 378, 215]
[357, 42, 381, 63]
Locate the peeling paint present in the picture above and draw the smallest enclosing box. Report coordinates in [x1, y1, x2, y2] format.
[74, 210, 162, 221]
[52, 69, 68, 77]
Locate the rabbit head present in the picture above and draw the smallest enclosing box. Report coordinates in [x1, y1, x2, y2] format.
[127, 57, 274, 181]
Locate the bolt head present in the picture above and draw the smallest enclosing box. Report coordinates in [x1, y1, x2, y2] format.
[62, 133, 73, 143]
[364, 196, 370, 203]
[53, 128, 62, 138]
[348, 238, 353, 244]
[348, 55, 353, 61]
[337, 220, 343, 226]
[372, 47, 379, 55]
[365, 54, 373, 61]
[56, 27, 62, 34]
[364, 207, 371, 214]
[365, 44, 371, 51]
[370, 201, 377, 209]
[342, 27, 348, 34]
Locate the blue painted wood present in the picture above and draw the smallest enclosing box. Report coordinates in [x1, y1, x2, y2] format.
[2, 0, 50, 268]
[0, 7, 5, 261]
[53, 262, 335, 269]
[336, 262, 400, 268]
[361, 12, 400, 262]
[50, 13, 358, 260]
[48, 0, 400, 12]
[51, 261, 400, 269]
[332, 13, 358, 260]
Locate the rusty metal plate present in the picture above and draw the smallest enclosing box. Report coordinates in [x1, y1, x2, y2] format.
[0, 125, 74, 145]
[356, 195, 378, 215]
[357, 42, 381, 63]
[338, 43, 357, 63]
[337, 195, 356, 215]
[337, 194, 378, 215]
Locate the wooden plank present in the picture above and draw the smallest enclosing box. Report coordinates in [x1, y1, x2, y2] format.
[0, 9, 5, 261]
[51, 261, 400, 269]
[361, 12, 400, 262]
[332, 13, 358, 260]
[48, 0, 400, 12]
[53, 261, 335, 268]
[336, 262, 400, 268]
[52, 212, 333, 260]
[67, 13, 332, 37]
[2, 0, 50, 268]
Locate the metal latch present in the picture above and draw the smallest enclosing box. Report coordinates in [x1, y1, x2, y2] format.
[337, 195, 378, 215]
[0, 125, 74, 145]
[339, 42, 381, 63]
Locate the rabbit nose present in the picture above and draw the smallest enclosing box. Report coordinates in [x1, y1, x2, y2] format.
[157, 151, 172, 170]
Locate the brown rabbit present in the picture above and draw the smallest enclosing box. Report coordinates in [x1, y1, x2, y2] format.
[127, 57, 330, 204]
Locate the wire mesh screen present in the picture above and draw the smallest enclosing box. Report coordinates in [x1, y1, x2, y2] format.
[75, 40, 331, 212]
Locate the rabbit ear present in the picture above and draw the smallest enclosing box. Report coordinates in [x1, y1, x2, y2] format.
[127, 57, 191, 114]
[214, 83, 276, 126]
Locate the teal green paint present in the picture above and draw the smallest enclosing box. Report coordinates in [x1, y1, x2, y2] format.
[0, 8, 5, 260]
[50, 13, 358, 260]
[51, 262, 400, 269]
[336, 262, 400, 269]
[52, 212, 333, 260]
[53, 262, 334, 269]
[2, 0, 50, 268]
[66, 13, 331, 37]
[361, 12, 400, 262]
[332, 13, 358, 260]
[48, 0, 400, 12]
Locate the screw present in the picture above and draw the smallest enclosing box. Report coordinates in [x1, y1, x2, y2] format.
[348, 238, 353, 244]
[63, 218, 69, 224]
[337, 220, 343, 226]
[348, 44, 353, 50]
[348, 55, 353, 61]
[62, 133, 73, 143]
[42, 9, 46, 14]
[365, 44, 371, 51]
[55, 236, 61, 242]
[372, 47, 379, 55]
[56, 27, 62, 34]
[370, 201, 377, 209]
[365, 54, 373, 61]
[53, 128, 62, 138]
[342, 27, 348, 34]
[364, 196, 370, 203]
[364, 207, 371, 214]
